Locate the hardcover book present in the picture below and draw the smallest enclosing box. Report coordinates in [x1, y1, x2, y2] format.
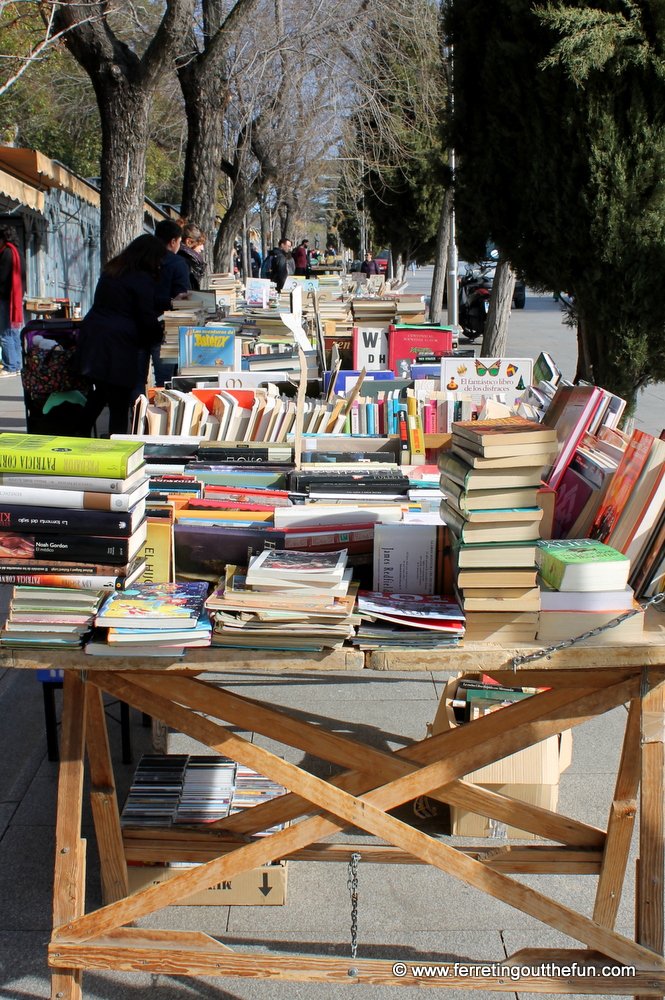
[0, 434, 143, 478]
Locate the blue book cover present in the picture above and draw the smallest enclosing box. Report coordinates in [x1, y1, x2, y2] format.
[179, 326, 235, 368]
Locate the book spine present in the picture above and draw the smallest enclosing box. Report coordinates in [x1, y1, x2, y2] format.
[0, 504, 136, 536]
[536, 548, 565, 589]
[439, 474, 465, 510]
[5, 535, 134, 565]
[0, 473, 139, 493]
[0, 485, 138, 511]
[0, 446, 134, 479]
[0, 572, 123, 589]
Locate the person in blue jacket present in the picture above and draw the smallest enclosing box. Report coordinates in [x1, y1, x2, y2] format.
[133, 219, 192, 399]
[77, 235, 166, 435]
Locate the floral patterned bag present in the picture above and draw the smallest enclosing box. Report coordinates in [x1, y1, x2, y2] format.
[21, 327, 90, 396]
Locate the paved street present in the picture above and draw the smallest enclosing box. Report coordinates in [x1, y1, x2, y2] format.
[409, 265, 665, 436]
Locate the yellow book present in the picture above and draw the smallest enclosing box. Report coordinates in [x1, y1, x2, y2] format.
[138, 516, 174, 583]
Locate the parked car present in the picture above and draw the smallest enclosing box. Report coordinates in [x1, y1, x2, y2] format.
[374, 250, 390, 274]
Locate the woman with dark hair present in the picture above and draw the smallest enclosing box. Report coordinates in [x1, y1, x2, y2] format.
[77, 234, 166, 436]
[0, 224, 26, 376]
[177, 222, 206, 291]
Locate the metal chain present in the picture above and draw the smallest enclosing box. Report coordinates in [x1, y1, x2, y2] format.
[347, 851, 361, 960]
[511, 591, 665, 671]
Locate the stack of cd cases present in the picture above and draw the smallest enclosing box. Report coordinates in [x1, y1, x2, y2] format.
[121, 754, 286, 829]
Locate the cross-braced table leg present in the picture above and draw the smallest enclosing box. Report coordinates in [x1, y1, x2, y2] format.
[637, 671, 665, 1000]
[48, 666, 665, 995]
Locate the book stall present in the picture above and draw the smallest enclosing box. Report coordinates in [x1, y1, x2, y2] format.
[3, 269, 665, 996]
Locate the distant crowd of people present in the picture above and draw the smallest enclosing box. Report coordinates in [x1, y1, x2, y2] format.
[233, 238, 339, 291]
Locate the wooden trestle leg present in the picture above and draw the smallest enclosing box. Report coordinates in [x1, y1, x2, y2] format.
[85, 683, 128, 905]
[51, 671, 87, 1000]
[593, 699, 641, 929]
[637, 672, 665, 1000]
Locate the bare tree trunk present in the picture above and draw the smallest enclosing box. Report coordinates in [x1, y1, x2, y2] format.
[178, 59, 228, 246]
[575, 312, 593, 383]
[56, 0, 195, 262]
[96, 87, 152, 261]
[481, 257, 515, 356]
[429, 187, 452, 325]
[214, 185, 251, 271]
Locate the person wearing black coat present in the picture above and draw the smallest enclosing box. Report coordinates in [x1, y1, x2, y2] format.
[268, 237, 292, 291]
[77, 235, 166, 436]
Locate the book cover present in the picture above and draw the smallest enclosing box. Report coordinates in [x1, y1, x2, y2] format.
[542, 384, 605, 490]
[452, 415, 556, 446]
[552, 467, 595, 538]
[0, 433, 143, 479]
[441, 358, 533, 400]
[373, 523, 440, 595]
[352, 327, 390, 371]
[537, 538, 629, 591]
[178, 326, 235, 369]
[589, 430, 654, 543]
[247, 548, 347, 582]
[388, 326, 452, 373]
[96, 582, 208, 628]
[0, 502, 144, 536]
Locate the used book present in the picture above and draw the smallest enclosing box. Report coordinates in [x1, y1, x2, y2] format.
[0, 521, 147, 566]
[536, 538, 630, 592]
[0, 433, 143, 478]
[96, 582, 208, 629]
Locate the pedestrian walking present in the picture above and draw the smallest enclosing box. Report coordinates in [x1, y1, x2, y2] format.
[266, 238, 292, 291]
[360, 251, 380, 276]
[293, 239, 310, 277]
[250, 243, 262, 278]
[0, 225, 25, 376]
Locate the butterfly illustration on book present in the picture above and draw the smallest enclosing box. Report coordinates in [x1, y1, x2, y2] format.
[475, 359, 501, 376]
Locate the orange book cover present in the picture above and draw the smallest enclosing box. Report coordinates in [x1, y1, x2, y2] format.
[589, 430, 653, 544]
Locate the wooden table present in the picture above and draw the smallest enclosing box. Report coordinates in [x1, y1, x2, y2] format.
[5, 625, 665, 999]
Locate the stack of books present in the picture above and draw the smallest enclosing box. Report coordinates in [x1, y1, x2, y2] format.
[353, 592, 465, 649]
[0, 586, 107, 649]
[536, 538, 643, 643]
[86, 581, 211, 656]
[440, 418, 558, 640]
[121, 755, 190, 827]
[206, 551, 358, 650]
[450, 676, 542, 723]
[0, 433, 148, 591]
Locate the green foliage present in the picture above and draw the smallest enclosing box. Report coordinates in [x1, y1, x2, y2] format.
[450, 0, 665, 404]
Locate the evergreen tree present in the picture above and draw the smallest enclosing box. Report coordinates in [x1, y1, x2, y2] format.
[450, 0, 665, 406]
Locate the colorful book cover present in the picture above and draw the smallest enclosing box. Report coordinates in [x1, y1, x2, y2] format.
[388, 326, 453, 373]
[536, 538, 629, 589]
[589, 430, 654, 543]
[97, 582, 208, 627]
[542, 385, 605, 490]
[552, 467, 594, 538]
[441, 358, 533, 400]
[0, 434, 143, 479]
[178, 326, 235, 369]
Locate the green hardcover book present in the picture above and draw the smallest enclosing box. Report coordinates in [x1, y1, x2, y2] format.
[0, 434, 143, 479]
[536, 538, 630, 592]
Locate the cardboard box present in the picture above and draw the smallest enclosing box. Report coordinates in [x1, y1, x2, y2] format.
[431, 673, 573, 785]
[450, 783, 559, 839]
[127, 861, 288, 905]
